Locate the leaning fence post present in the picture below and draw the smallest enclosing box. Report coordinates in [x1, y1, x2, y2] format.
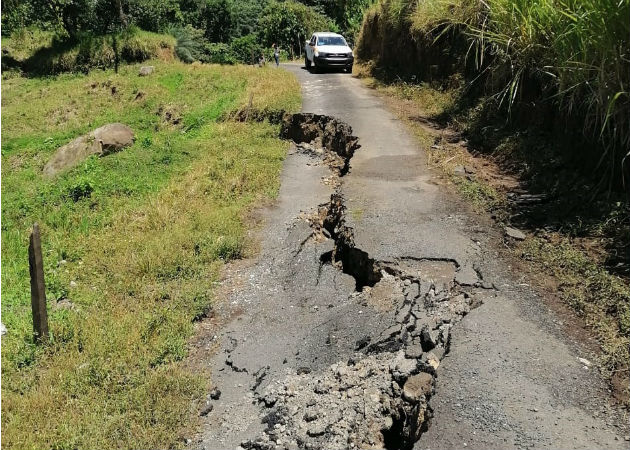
[29, 223, 49, 342]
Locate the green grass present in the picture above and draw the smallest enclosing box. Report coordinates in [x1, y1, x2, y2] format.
[1, 59, 300, 449]
[1, 27, 177, 76]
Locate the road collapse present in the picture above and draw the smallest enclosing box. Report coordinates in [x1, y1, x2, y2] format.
[238, 113, 485, 450]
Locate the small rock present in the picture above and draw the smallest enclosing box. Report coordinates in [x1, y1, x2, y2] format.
[139, 65, 154, 76]
[395, 303, 411, 324]
[209, 387, 222, 400]
[405, 344, 423, 359]
[391, 351, 417, 381]
[304, 410, 318, 422]
[199, 402, 213, 416]
[406, 282, 420, 299]
[422, 351, 440, 371]
[0, 322, 6, 336]
[297, 367, 312, 375]
[402, 372, 433, 403]
[505, 226, 526, 240]
[55, 298, 76, 310]
[454, 165, 466, 176]
[306, 422, 326, 437]
[69, 280, 78, 288]
[577, 357, 592, 367]
[377, 324, 401, 341]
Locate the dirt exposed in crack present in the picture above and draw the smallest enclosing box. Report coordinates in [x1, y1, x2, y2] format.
[240, 265, 482, 450]
[233, 113, 483, 450]
[281, 113, 360, 176]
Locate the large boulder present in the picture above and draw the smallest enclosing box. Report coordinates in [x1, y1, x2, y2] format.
[43, 123, 134, 177]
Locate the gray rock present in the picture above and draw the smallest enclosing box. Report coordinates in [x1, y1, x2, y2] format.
[505, 226, 526, 240]
[406, 282, 420, 300]
[0, 322, 6, 336]
[395, 303, 411, 324]
[55, 298, 76, 310]
[454, 266, 478, 286]
[199, 402, 213, 416]
[209, 387, 222, 400]
[43, 123, 134, 177]
[405, 344, 423, 359]
[377, 324, 401, 341]
[139, 65, 154, 76]
[454, 165, 466, 176]
[391, 351, 418, 381]
[306, 422, 326, 437]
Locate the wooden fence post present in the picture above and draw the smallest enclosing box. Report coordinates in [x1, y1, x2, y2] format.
[29, 223, 49, 342]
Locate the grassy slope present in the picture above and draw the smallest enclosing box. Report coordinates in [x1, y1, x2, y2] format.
[1, 60, 300, 449]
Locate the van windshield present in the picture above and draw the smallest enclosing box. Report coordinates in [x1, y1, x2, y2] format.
[317, 36, 347, 46]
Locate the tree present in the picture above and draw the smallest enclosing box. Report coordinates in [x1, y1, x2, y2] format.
[259, 1, 334, 58]
[201, 0, 234, 42]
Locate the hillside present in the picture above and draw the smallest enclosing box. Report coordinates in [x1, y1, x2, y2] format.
[1, 56, 300, 448]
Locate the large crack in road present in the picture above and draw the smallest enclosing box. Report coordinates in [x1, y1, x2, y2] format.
[195, 69, 628, 450]
[202, 113, 485, 450]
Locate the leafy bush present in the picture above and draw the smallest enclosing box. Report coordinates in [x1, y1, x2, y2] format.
[230, 34, 263, 65]
[201, 0, 235, 41]
[203, 42, 237, 64]
[259, 1, 336, 58]
[168, 25, 206, 63]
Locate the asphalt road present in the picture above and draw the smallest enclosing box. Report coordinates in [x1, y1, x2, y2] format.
[195, 63, 628, 450]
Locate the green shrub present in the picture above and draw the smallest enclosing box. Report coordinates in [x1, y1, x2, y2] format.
[203, 42, 237, 64]
[168, 25, 206, 63]
[230, 34, 262, 64]
[259, 0, 336, 58]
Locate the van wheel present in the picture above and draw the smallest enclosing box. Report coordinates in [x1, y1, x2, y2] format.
[305, 57, 311, 69]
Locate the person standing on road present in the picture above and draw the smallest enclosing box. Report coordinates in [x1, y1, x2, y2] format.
[272, 43, 280, 67]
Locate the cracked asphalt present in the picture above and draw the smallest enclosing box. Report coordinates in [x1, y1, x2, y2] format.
[194, 63, 628, 450]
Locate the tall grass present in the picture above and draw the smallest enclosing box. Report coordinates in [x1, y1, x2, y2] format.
[357, 0, 630, 179]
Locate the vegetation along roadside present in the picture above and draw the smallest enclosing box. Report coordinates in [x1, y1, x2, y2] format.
[354, 0, 629, 402]
[1, 56, 300, 448]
